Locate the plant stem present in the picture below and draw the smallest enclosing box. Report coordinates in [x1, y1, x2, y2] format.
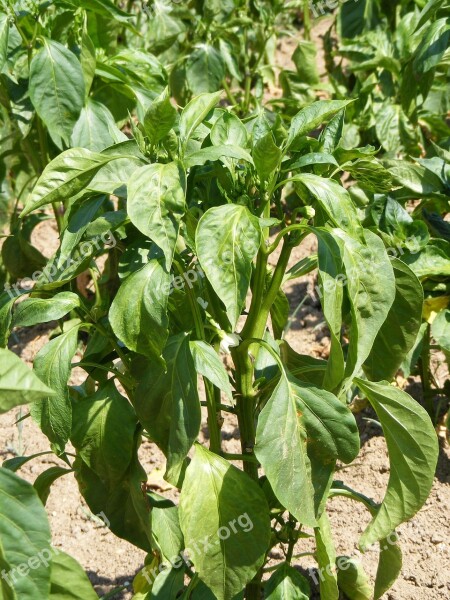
[303, 0, 312, 41]
[205, 379, 222, 454]
[420, 324, 435, 420]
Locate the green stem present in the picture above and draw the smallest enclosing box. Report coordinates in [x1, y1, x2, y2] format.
[420, 324, 435, 421]
[303, 0, 312, 41]
[205, 380, 222, 455]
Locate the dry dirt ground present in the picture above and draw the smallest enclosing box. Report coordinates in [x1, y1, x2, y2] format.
[1, 17, 450, 600]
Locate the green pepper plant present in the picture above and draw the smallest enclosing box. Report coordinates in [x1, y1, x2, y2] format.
[0, 92, 439, 599]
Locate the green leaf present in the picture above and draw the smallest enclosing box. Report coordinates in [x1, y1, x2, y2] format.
[21, 148, 125, 217]
[335, 230, 396, 388]
[314, 228, 345, 392]
[413, 18, 450, 74]
[289, 152, 339, 171]
[109, 259, 170, 361]
[184, 145, 254, 168]
[179, 444, 271, 600]
[80, 29, 96, 100]
[292, 40, 320, 85]
[196, 205, 261, 329]
[34, 467, 71, 506]
[150, 566, 185, 599]
[314, 511, 339, 600]
[286, 101, 352, 151]
[0, 348, 55, 414]
[364, 259, 423, 381]
[375, 103, 401, 154]
[2, 452, 52, 472]
[211, 112, 247, 147]
[385, 160, 444, 197]
[253, 133, 281, 183]
[59, 0, 132, 23]
[336, 557, 371, 600]
[50, 551, 99, 600]
[30, 325, 80, 454]
[127, 163, 186, 269]
[73, 433, 151, 551]
[0, 467, 52, 600]
[254, 372, 315, 527]
[0, 14, 9, 73]
[180, 91, 222, 146]
[355, 380, 438, 549]
[29, 39, 85, 145]
[71, 380, 137, 483]
[152, 504, 184, 562]
[264, 562, 310, 599]
[255, 371, 359, 525]
[13, 292, 80, 328]
[143, 91, 178, 145]
[431, 308, 450, 352]
[185, 45, 226, 95]
[294, 175, 363, 240]
[402, 244, 450, 278]
[131, 334, 201, 486]
[71, 99, 127, 151]
[190, 341, 233, 400]
[374, 534, 402, 599]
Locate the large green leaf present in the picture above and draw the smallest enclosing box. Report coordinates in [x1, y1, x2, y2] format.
[179, 444, 271, 600]
[336, 557, 371, 600]
[255, 371, 359, 526]
[264, 563, 310, 599]
[314, 228, 345, 392]
[335, 230, 396, 388]
[109, 259, 170, 361]
[211, 112, 247, 147]
[152, 503, 184, 562]
[0, 468, 52, 600]
[413, 18, 450, 74]
[286, 100, 352, 151]
[73, 434, 151, 551]
[185, 45, 225, 95]
[179, 91, 222, 147]
[294, 175, 363, 240]
[21, 148, 125, 216]
[355, 380, 438, 549]
[196, 205, 261, 329]
[12, 292, 80, 328]
[29, 39, 85, 144]
[190, 340, 233, 400]
[374, 534, 402, 599]
[184, 145, 254, 168]
[0, 14, 9, 73]
[30, 325, 80, 454]
[71, 380, 137, 484]
[59, 0, 132, 23]
[49, 551, 98, 600]
[143, 92, 178, 145]
[0, 348, 55, 414]
[127, 162, 186, 269]
[364, 259, 423, 381]
[131, 334, 201, 486]
[71, 99, 126, 151]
